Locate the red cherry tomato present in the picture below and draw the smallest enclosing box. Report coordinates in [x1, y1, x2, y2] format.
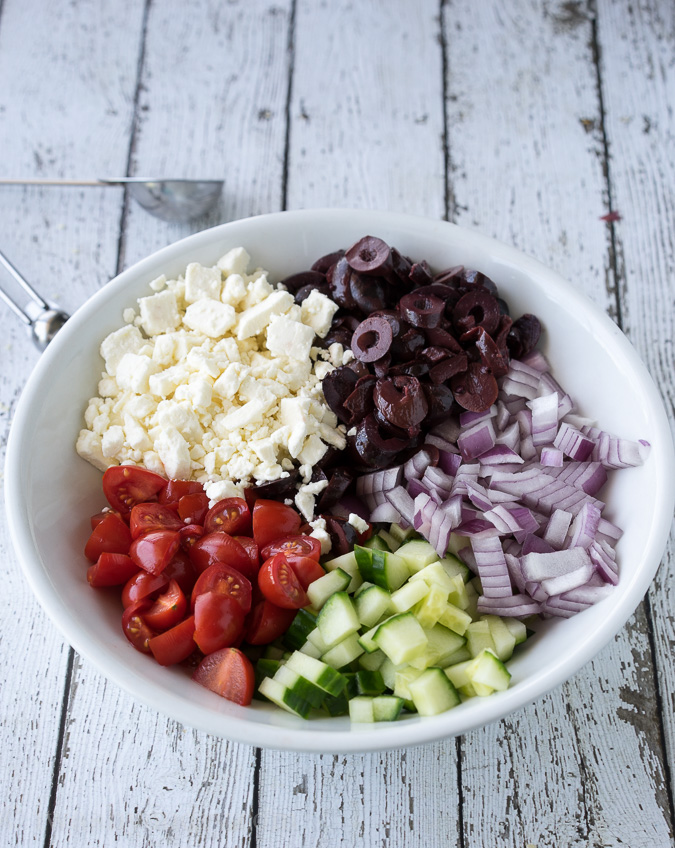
[143, 579, 187, 631]
[234, 536, 260, 574]
[130, 530, 180, 576]
[252, 500, 301, 548]
[193, 592, 245, 654]
[129, 503, 184, 539]
[191, 564, 252, 614]
[179, 523, 204, 552]
[90, 508, 125, 530]
[84, 513, 132, 562]
[158, 479, 204, 509]
[102, 466, 167, 515]
[245, 600, 297, 645]
[87, 553, 138, 588]
[121, 600, 156, 653]
[121, 571, 169, 609]
[192, 647, 255, 705]
[287, 556, 326, 591]
[178, 492, 209, 525]
[189, 532, 256, 579]
[149, 615, 196, 666]
[203, 498, 252, 536]
[260, 534, 322, 563]
[257, 553, 309, 609]
[162, 550, 198, 596]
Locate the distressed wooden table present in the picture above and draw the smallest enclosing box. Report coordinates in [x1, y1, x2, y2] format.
[1, 1, 673, 845]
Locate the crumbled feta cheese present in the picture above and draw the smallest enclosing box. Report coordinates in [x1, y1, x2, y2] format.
[300, 289, 340, 338]
[266, 314, 316, 362]
[183, 300, 236, 338]
[138, 290, 181, 336]
[348, 513, 369, 535]
[236, 290, 294, 339]
[308, 517, 332, 555]
[217, 246, 250, 276]
[100, 325, 145, 376]
[184, 263, 222, 303]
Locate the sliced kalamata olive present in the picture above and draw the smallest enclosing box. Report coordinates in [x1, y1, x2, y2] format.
[496, 297, 510, 316]
[420, 346, 450, 364]
[422, 383, 456, 425]
[343, 376, 377, 424]
[452, 289, 501, 336]
[328, 256, 357, 310]
[316, 468, 354, 512]
[388, 360, 430, 378]
[351, 315, 393, 362]
[245, 471, 300, 509]
[312, 249, 345, 274]
[345, 236, 393, 277]
[493, 314, 513, 354]
[370, 309, 402, 337]
[399, 291, 445, 329]
[459, 269, 498, 296]
[391, 326, 426, 359]
[450, 361, 499, 412]
[429, 352, 469, 385]
[322, 366, 359, 423]
[294, 281, 331, 304]
[351, 414, 408, 468]
[322, 327, 354, 349]
[345, 359, 371, 380]
[507, 314, 541, 359]
[391, 248, 413, 283]
[462, 326, 509, 378]
[373, 376, 429, 429]
[321, 516, 357, 557]
[349, 273, 388, 313]
[434, 265, 464, 285]
[424, 326, 462, 352]
[409, 261, 434, 287]
[372, 353, 391, 378]
[281, 270, 326, 295]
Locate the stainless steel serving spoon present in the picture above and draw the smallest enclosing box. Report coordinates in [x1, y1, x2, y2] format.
[0, 177, 224, 222]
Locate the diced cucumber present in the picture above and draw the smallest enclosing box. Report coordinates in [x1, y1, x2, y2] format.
[346, 669, 386, 697]
[469, 649, 511, 692]
[298, 639, 322, 659]
[409, 562, 456, 593]
[322, 550, 363, 593]
[444, 659, 475, 690]
[373, 695, 404, 721]
[442, 645, 472, 667]
[255, 658, 281, 691]
[358, 649, 385, 672]
[395, 540, 438, 573]
[354, 584, 392, 627]
[358, 616, 396, 653]
[282, 608, 318, 651]
[437, 602, 472, 636]
[349, 696, 375, 722]
[379, 656, 402, 690]
[274, 665, 327, 707]
[393, 667, 424, 700]
[408, 667, 461, 716]
[354, 581, 375, 597]
[316, 591, 361, 648]
[285, 651, 347, 696]
[262, 644, 286, 661]
[372, 612, 428, 665]
[306, 568, 351, 610]
[439, 554, 471, 583]
[470, 575, 483, 595]
[322, 632, 364, 668]
[466, 620, 498, 658]
[413, 584, 448, 629]
[377, 529, 400, 551]
[423, 624, 467, 667]
[446, 532, 468, 557]
[306, 626, 329, 653]
[481, 615, 517, 662]
[389, 523, 415, 545]
[362, 535, 389, 552]
[503, 616, 528, 645]
[258, 677, 313, 718]
[354, 546, 409, 591]
[390, 579, 429, 613]
[446, 574, 470, 611]
[463, 579, 479, 619]
[322, 690, 349, 716]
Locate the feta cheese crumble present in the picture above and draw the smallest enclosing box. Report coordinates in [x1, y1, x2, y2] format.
[76, 248, 346, 518]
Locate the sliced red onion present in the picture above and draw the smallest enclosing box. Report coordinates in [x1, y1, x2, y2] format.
[370, 502, 402, 524]
[521, 547, 592, 582]
[438, 450, 462, 476]
[553, 422, 594, 461]
[477, 594, 542, 617]
[465, 480, 494, 512]
[459, 405, 497, 428]
[385, 486, 414, 527]
[521, 533, 555, 556]
[596, 516, 623, 543]
[520, 434, 537, 461]
[424, 434, 459, 455]
[538, 372, 575, 419]
[501, 397, 527, 416]
[422, 465, 455, 497]
[589, 539, 619, 585]
[484, 504, 539, 542]
[404, 448, 436, 480]
[519, 349, 550, 372]
[567, 502, 602, 550]
[527, 392, 559, 446]
[581, 425, 651, 469]
[407, 478, 430, 499]
[470, 531, 512, 598]
[478, 443, 523, 465]
[413, 493, 433, 533]
[450, 462, 480, 497]
[561, 583, 614, 604]
[427, 495, 463, 557]
[515, 408, 533, 438]
[540, 447, 564, 467]
[494, 422, 521, 453]
[454, 518, 495, 536]
[458, 419, 497, 461]
[542, 509, 573, 548]
[540, 560, 594, 596]
[457, 545, 478, 573]
[495, 401, 511, 432]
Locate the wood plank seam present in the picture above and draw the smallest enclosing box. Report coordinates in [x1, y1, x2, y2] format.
[439, 0, 452, 222]
[281, 0, 298, 213]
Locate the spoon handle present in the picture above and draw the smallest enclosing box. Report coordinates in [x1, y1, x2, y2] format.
[0, 178, 108, 187]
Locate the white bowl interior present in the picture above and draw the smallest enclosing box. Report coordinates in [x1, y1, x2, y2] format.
[6, 209, 674, 752]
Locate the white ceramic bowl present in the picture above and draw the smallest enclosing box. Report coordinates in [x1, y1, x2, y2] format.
[5, 209, 674, 752]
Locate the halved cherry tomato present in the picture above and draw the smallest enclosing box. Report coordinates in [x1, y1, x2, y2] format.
[192, 647, 255, 705]
[121, 600, 156, 653]
[178, 492, 209, 525]
[129, 503, 184, 539]
[258, 553, 309, 609]
[245, 600, 297, 645]
[121, 570, 169, 609]
[162, 550, 198, 595]
[87, 553, 138, 588]
[130, 530, 180, 576]
[84, 513, 132, 562]
[103, 466, 167, 515]
[252, 500, 301, 548]
[287, 556, 325, 591]
[158, 479, 204, 510]
[193, 592, 245, 654]
[204, 498, 252, 536]
[90, 508, 125, 530]
[260, 534, 321, 563]
[191, 564, 252, 614]
[149, 615, 196, 666]
[143, 579, 187, 631]
[180, 523, 204, 552]
[189, 532, 255, 579]
[234, 536, 260, 574]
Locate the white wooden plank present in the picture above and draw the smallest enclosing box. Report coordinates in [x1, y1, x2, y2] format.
[596, 0, 675, 809]
[258, 3, 460, 846]
[443, 0, 673, 843]
[0, 0, 146, 844]
[47, 2, 293, 845]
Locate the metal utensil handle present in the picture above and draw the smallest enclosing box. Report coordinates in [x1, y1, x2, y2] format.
[0, 249, 49, 323]
[0, 178, 108, 187]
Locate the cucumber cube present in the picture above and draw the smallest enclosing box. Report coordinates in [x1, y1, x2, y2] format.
[409, 562, 456, 593]
[274, 665, 327, 707]
[390, 580, 429, 613]
[377, 529, 400, 551]
[323, 551, 362, 593]
[282, 608, 318, 651]
[437, 602, 472, 636]
[373, 695, 404, 722]
[389, 523, 415, 544]
[408, 667, 461, 716]
[358, 615, 396, 653]
[372, 612, 428, 665]
[503, 616, 528, 645]
[469, 649, 511, 692]
[258, 677, 314, 718]
[349, 696, 375, 722]
[298, 639, 322, 659]
[481, 615, 517, 661]
[355, 584, 392, 627]
[439, 554, 471, 583]
[466, 620, 497, 658]
[413, 584, 449, 629]
[316, 591, 361, 648]
[444, 659, 475, 690]
[322, 632, 364, 669]
[354, 546, 409, 591]
[393, 667, 424, 700]
[307, 568, 351, 610]
[446, 574, 470, 610]
[285, 651, 347, 696]
[346, 670, 386, 697]
[395, 540, 438, 572]
[358, 649, 386, 672]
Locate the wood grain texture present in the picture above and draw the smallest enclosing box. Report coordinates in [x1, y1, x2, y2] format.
[0, 1, 145, 844]
[46, 2, 293, 846]
[443, 0, 673, 844]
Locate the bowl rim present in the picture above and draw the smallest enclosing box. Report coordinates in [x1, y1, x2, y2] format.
[5, 208, 675, 752]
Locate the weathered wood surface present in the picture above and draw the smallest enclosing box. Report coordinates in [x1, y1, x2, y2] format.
[0, 0, 673, 846]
